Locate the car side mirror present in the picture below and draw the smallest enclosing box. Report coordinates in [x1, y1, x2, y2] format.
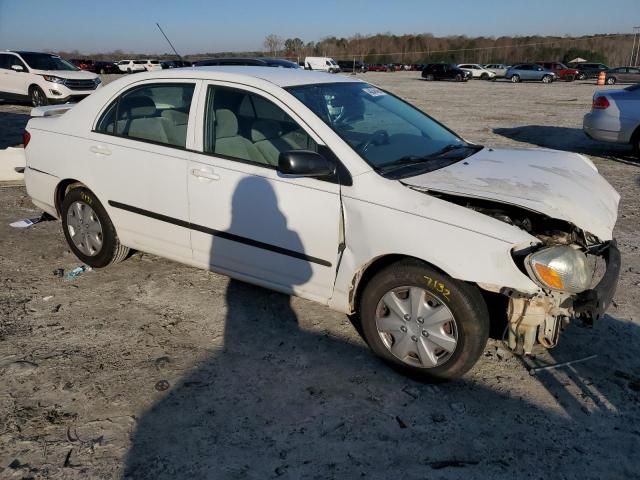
[11, 65, 24, 72]
[278, 150, 335, 178]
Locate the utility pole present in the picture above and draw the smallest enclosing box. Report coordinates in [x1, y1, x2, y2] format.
[156, 23, 182, 60]
[631, 26, 640, 66]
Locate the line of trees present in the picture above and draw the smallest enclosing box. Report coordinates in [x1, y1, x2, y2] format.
[53, 32, 638, 66]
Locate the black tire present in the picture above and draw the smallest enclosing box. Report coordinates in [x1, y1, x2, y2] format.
[577, 73, 587, 80]
[606, 76, 616, 85]
[425, 74, 435, 81]
[359, 259, 490, 381]
[30, 86, 48, 107]
[480, 72, 488, 80]
[510, 74, 520, 83]
[61, 187, 129, 268]
[542, 75, 553, 84]
[455, 74, 462, 82]
[632, 129, 640, 159]
[127, 68, 132, 74]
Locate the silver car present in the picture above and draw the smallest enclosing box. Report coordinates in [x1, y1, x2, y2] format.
[505, 64, 556, 83]
[484, 63, 509, 78]
[583, 84, 640, 156]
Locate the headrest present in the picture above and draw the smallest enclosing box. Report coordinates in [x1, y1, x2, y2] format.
[120, 95, 156, 117]
[215, 109, 238, 138]
[251, 120, 281, 142]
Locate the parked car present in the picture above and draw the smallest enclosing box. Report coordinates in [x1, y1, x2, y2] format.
[142, 60, 162, 72]
[583, 84, 640, 155]
[505, 64, 556, 83]
[304, 57, 340, 73]
[535, 62, 579, 81]
[421, 64, 471, 82]
[569, 62, 609, 80]
[367, 63, 391, 72]
[483, 64, 509, 77]
[69, 59, 95, 72]
[161, 60, 192, 69]
[337, 60, 368, 73]
[605, 67, 640, 85]
[22, 67, 620, 380]
[117, 60, 146, 74]
[94, 61, 120, 75]
[457, 64, 496, 80]
[193, 58, 300, 69]
[0, 50, 101, 106]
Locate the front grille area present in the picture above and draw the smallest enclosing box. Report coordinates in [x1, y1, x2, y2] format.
[63, 79, 98, 91]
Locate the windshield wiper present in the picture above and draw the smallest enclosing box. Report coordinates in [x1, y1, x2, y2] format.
[376, 144, 480, 173]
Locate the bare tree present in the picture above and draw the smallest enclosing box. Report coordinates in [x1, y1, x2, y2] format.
[263, 34, 284, 56]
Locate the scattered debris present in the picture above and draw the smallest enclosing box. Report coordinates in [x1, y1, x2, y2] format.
[450, 402, 466, 414]
[529, 354, 598, 375]
[10, 216, 43, 228]
[65, 265, 92, 281]
[6, 360, 38, 375]
[431, 413, 447, 423]
[154, 356, 171, 370]
[154, 380, 170, 391]
[53, 268, 65, 278]
[42, 295, 53, 301]
[402, 385, 421, 399]
[395, 416, 408, 428]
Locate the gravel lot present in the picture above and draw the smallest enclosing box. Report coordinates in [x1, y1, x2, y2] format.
[2, 72, 640, 479]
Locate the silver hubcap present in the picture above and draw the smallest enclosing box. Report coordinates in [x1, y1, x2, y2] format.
[66, 201, 103, 256]
[375, 286, 458, 368]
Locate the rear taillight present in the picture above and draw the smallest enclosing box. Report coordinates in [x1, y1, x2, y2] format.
[22, 130, 31, 148]
[592, 96, 610, 110]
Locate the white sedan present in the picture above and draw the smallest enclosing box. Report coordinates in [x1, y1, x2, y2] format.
[457, 64, 496, 80]
[23, 67, 620, 380]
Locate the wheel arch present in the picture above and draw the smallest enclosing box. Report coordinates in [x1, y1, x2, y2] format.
[54, 179, 88, 215]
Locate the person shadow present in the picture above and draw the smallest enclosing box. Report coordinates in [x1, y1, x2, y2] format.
[123, 176, 639, 479]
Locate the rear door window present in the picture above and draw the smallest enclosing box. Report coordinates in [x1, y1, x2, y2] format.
[95, 83, 195, 148]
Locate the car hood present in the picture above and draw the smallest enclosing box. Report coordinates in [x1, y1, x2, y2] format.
[402, 147, 620, 241]
[30, 69, 98, 80]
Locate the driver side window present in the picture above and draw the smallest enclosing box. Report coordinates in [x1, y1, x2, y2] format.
[203, 86, 317, 167]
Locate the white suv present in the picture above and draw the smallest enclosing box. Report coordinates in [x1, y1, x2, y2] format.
[457, 63, 496, 80]
[0, 51, 101, 106]
[116, 60, 147, 74]
[142, 59, 162, 71]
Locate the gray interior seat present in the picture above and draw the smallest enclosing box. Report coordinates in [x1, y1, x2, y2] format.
[214, 109, 266, 163]
[251, 119, 307, 165]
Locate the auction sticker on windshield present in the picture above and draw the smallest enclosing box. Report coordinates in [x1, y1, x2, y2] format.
[362, 87, 386, 97]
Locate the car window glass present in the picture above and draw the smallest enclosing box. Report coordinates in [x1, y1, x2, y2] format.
[4, 55, 26, 70]
[629, 68, 640, 74]
[203, 85, 317, 167]
[0, 54, 9, 70]
[96, 83, 195, 148]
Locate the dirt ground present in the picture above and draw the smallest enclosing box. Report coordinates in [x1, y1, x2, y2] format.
[2, 73, 640, 479]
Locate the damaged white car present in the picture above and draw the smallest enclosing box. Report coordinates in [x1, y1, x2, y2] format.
[23, 68, 620, 380]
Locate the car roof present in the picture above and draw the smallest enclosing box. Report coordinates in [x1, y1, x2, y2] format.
[130, 66, 365, 87]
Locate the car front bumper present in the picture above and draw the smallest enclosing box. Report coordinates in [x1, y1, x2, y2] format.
[573, 240, 621, 321]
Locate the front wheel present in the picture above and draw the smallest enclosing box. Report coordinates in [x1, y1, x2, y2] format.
[424, 74, 435, 81]
[30, 86, 48, 107]
[455, 74, 462, 82]
[542, 75, 553, 83]
[577, 73, 586, 80]
[359, 260, 490, 381]
[510, 74, 520, 83]
[61, 187, 129, 268]
[480, 73, 488, 80]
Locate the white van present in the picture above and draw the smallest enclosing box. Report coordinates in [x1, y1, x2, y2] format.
[304, 57, 340, 73]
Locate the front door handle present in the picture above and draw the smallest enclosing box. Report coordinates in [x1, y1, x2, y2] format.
[90, 145, 111, 156]
[190, 168, 220, 181]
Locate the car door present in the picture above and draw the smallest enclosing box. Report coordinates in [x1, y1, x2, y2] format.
[0, 54, 29, 96]
[624, 67, 640, 83]
[86, 80, 200, 262]
[187, 82, 342, 302]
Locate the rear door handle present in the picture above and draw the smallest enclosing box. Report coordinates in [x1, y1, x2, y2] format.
[190, 168, 220, 181]
[90, 145, 111, 156]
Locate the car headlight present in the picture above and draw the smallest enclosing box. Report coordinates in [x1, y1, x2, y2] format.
[94, 77, 102, 85]
[42, 75, 64, 84]
[525, 246, 593, 293]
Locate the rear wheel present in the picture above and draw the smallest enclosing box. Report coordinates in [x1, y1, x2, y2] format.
[542, 75, 553, 83]
[510, 74, 520, 83]
[127, 68, 132, 74]
[358, 260, 489, 381]
[425, 74, 435, 81]
[577, 73, 587, 80]
[61, 187, 129, 268]
[30, 86, 48, 107]
[480, 72, 488, 80]
[606, 76, 616, 85]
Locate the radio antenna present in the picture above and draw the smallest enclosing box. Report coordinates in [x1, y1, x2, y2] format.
[156, 23, 182, 60]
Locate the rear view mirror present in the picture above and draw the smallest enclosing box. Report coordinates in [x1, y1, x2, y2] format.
[11, 65, 24, 72]
[278, 150, 335, 178]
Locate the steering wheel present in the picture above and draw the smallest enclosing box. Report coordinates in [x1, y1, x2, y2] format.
[356, 129, 389, 153]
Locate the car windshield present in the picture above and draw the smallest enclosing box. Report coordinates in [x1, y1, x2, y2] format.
[287, 82, 481, 177]
[19, 53, 78, 71]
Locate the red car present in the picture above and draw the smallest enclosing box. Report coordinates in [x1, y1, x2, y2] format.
[367, 63, 391, 72]
[535, 62, 579, 81]
[69, 59, 95, 72]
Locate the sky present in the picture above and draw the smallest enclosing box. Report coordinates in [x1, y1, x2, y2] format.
[0, 0, 639, 55]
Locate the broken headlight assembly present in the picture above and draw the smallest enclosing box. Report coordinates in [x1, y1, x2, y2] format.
[525, 246, 593, 294]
